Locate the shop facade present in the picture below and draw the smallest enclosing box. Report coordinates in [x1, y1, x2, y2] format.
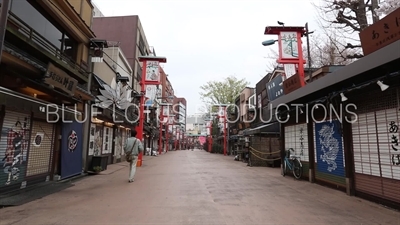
[272, 39, 400, 207]
[0, 71, 90, 192]
[87, 73, 137, 170]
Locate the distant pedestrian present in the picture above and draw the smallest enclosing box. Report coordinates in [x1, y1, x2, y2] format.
[123, 130, 144, 183]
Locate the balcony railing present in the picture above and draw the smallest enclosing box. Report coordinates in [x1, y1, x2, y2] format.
[6, 11, 88, 79]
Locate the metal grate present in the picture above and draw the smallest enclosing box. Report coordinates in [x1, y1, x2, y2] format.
[352, 107, 400, 180]
[0, 110, 31, 187]
[26, 121, 54, 177]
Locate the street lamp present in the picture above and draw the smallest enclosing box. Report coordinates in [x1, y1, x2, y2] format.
[262, 39, 278, 46]
[137, 56, 167, 167]
[204, 118, 213, 152]
[263, 24, 308, 83]
[157, 102, 172, 154]
[166, 114, 175, 152]
[213, 104, 228, 156]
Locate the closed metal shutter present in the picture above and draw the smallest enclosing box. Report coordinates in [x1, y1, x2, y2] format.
[0, 111, 31, 188]
[26, 120, 55, 177]
[284, 123, 309, 177]
[313, 120, 346, 187]
[102, 126, 113, 154]
[352, 108, 400, 203]
[349, 85, 400, 204]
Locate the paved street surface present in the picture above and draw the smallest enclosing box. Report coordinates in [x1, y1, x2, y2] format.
[1, 150, 399, 225]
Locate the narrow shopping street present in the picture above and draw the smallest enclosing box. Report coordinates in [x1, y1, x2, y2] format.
[1, 150, 399, 225]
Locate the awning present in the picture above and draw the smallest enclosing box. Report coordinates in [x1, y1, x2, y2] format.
[269, 40, 400, 109]
[93, 74, 108, 89]
[0, 86, 81, 116]
[243, 122, 280, 136]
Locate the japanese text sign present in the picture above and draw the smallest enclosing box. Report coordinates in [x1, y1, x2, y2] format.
[359, 8, 400, 56]
[266, 74, 284, 101]
[145, 61, 160, 82]
[283, 73, 305, 95]
[389, 121, 399, 166]
[45, 63, 77, 96]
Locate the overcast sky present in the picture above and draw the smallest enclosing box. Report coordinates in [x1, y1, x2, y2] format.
[93, 0, 320, 115]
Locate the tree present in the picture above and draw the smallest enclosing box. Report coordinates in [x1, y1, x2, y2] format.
[199, 75, 250, 106]
[313, 0, 384, 59]
[375, 0, 400, 16]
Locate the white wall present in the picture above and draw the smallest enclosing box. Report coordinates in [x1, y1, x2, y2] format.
[103, 47, 133, 87]
[93, 61, 114, 86]
[92, 2, 104, 17]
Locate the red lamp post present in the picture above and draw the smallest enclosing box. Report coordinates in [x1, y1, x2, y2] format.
[180, 127, 184, 149]
[206, 120, 212, 152]
[213, 105, 227, 156]
[166, 120, 169, 153]
[158, 103, 170, 154]
[217, 106, 227, 156]
[263, 26, 307, 86]
[176, 127, 181, 150]
[136, 56, 167, 167]
[158, 105, 164, 155]
[166, 115, 174, 152]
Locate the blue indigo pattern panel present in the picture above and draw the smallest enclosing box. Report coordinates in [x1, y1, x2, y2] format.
[315, 121, 345, 177]
[61, 121, 83, 179]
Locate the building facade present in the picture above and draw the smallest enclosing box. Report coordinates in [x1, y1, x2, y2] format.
[0, 0, 95, 192]
[266, 14, 400, 208]
[173, 97, 186, 149]
[92, 15, 151, 93]
[92, 14, 159, 151]
[186, 115, 207, 135]
[89, 42, 134, 167]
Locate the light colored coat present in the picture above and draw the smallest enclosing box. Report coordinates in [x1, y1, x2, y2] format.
[124, 137, 144, 156]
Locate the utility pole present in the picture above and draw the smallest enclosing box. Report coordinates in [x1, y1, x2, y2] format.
[371, 0, 380, 23]
[305, 23, 313, 82]
[0, 0, 11, 64]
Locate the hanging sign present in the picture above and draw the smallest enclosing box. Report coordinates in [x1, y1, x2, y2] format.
[359, 8, 400, 56]
[266, 74, 284, 101]
[145, 61, 160, 82]
[45, 63, 77, 96]
[283, 73, 305, 95]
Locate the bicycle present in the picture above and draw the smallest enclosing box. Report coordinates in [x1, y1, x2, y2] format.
[282, 148, 303, 179]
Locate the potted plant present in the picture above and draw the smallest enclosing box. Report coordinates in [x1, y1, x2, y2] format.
[93, 166, 102, 174]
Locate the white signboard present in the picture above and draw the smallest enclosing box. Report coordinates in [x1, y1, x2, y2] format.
[145, 85, 157, 100]
[162, 105, 169, 116]
[280, 31, 299, 59]
[284, 64, 297, 79]
[145, 61, 160, 82]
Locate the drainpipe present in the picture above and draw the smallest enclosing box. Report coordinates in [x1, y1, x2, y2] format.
[0, 0, 11, 64]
